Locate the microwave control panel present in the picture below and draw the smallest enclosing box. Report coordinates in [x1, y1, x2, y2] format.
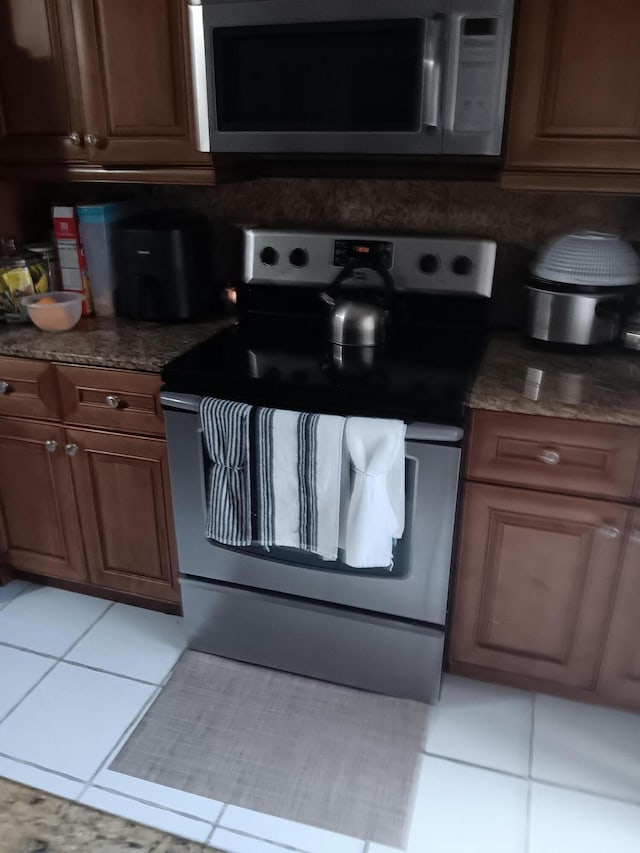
[454, 17, 499, 134]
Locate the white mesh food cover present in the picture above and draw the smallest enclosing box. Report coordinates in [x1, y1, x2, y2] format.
[532, 231, 640, 287]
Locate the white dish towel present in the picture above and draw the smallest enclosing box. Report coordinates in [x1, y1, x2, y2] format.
[254, 408, 346, 561]
[341, 417, 406, 568]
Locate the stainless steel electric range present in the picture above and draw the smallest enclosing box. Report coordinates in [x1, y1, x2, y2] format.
[161, 228, 496, 702]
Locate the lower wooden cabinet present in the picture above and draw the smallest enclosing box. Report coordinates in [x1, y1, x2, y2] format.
[597, 509, 640, 707]
[451, 482, 628, 689]
[67, 428, 179, 603]
[0, 418, 87, 583]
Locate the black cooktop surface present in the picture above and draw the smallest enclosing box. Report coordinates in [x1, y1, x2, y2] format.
[162, 313, 486, 424]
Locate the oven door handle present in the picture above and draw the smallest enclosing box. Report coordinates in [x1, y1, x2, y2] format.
[160, 392, 464, 444]
[405, 422, 463, 443]
[161, 391, 202, 413]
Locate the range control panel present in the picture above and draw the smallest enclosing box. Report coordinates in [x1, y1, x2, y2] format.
[244, 228, 497, 298]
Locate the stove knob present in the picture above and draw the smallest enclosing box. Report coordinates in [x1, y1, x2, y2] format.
[452, 255, 473, 276]
[259, 246, 279, 266]
[289, 248, 309, 268]
[419, 253, 440, 275]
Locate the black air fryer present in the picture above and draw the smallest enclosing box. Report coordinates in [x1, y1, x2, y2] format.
[114, 211, 215, 321]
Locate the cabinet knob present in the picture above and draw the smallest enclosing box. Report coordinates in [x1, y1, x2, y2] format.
[44, 439, 58, 453]
[600, 525, 621, 539]
[69, 131, 82, 146]
[64, 443, 79, 457]
[105, 394, 121, 409]
[84, 133, 100, 147]
[536, 448, 560, 465]
[0, 380, 9, 395]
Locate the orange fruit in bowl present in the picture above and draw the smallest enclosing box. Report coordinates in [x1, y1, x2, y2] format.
[37, 296, 56, 304]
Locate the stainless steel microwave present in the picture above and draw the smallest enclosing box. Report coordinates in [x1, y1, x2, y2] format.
[188, 0, 514, 157]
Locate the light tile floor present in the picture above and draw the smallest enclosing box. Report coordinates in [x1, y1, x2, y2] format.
[0, 581, 639, 853]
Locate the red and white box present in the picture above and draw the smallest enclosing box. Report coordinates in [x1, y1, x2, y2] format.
[53, 205, 93, 315]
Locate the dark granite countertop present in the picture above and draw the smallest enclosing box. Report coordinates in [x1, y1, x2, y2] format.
[470, 332, 640, 427]
[0, 315, 235, 372]
[0, 778, 222, 852]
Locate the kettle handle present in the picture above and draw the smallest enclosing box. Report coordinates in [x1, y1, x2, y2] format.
[320, 261, 395, 307]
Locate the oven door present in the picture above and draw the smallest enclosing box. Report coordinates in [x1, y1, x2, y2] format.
[189, 0, 446, 155]
[161, 392, 461, 626]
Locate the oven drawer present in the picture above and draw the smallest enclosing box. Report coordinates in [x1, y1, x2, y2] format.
[56, 365, 165, 436]
[0, 357, 60, 421]
[467, 411, 640, 501]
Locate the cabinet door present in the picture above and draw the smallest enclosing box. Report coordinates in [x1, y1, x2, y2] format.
[0, 0, 86, 161]
[67, 428, 179, 602]
[506, 0, 640, 172]
[450, 482, 628, 688]
[0, 418, 86, 581]
[71, 0, 209, 165]
[597, 510, 640, 708]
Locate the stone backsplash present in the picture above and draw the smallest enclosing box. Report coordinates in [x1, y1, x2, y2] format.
[11, 176, 640, 327]
[153, 178, 640, 326]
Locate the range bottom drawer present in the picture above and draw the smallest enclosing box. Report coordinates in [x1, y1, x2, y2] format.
[181, 578, 444, 703]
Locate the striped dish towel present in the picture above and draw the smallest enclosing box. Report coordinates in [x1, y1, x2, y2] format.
[253, 408, 346, 560]
[199, 398, 252, 546]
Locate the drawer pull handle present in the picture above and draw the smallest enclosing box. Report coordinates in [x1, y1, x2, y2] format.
[105, 394, 121, 409]
[600, 525, 621, 539]
[0, 380, 10, 395]
[536, 448, 560, 465]
[64, 443, 79, 457]
[44, 440, 57, 453]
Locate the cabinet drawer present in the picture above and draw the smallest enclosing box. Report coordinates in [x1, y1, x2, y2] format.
[0, 357, 60, 420]
[467, 411, 640, 501]
[56, 365, 164, 436]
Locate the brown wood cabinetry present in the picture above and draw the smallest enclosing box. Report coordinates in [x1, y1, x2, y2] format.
[0, 357, 179, 609]
[505, 0, 640, 191]
[0, 0, 84, 162]
[0, 418, 86, 582]
[68, 428, 179, 602]
[0, 0, 208, 170]
[597, 510, 640, 707]
[70, 0, 209, 165]
[451, 482, 627, 688]
[451, 410, 640, 710]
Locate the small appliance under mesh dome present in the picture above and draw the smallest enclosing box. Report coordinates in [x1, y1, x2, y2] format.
[532, 231, 640, 287]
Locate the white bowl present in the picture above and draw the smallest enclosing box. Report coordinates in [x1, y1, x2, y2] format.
[23, 292, 85, 332]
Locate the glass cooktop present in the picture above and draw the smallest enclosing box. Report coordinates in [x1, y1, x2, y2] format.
[162, 315, 486, 424]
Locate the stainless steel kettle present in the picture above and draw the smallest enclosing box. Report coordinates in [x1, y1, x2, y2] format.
[321, 263, 394, 347]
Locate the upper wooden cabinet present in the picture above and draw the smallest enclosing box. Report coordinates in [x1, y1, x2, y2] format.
[0, 0, 208, 167]
[70, 0, 209, 165]
[505, 0, 640, 188]
[0, 0, 84, 161]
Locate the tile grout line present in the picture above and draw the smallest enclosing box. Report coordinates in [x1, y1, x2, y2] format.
[58, 600, 116, 660]
[78, 683, 163, 801]
[524, 692, 536, 853]
[0, 639, 59, 660]
[0, 751, 86, 785]
[421, 748, 528, 781]
[0, 656, 58, 727]
[0, 581, 34, 609]
[206, 824, 317, 853]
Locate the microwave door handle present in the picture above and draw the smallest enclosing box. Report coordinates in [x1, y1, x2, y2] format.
[443, 14, 463, 132]
[188, 2, 211, 152]
[422, 17, 443, 129]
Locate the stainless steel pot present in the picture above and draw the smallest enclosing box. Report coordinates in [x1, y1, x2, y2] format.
[524, 279, 632, 346]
